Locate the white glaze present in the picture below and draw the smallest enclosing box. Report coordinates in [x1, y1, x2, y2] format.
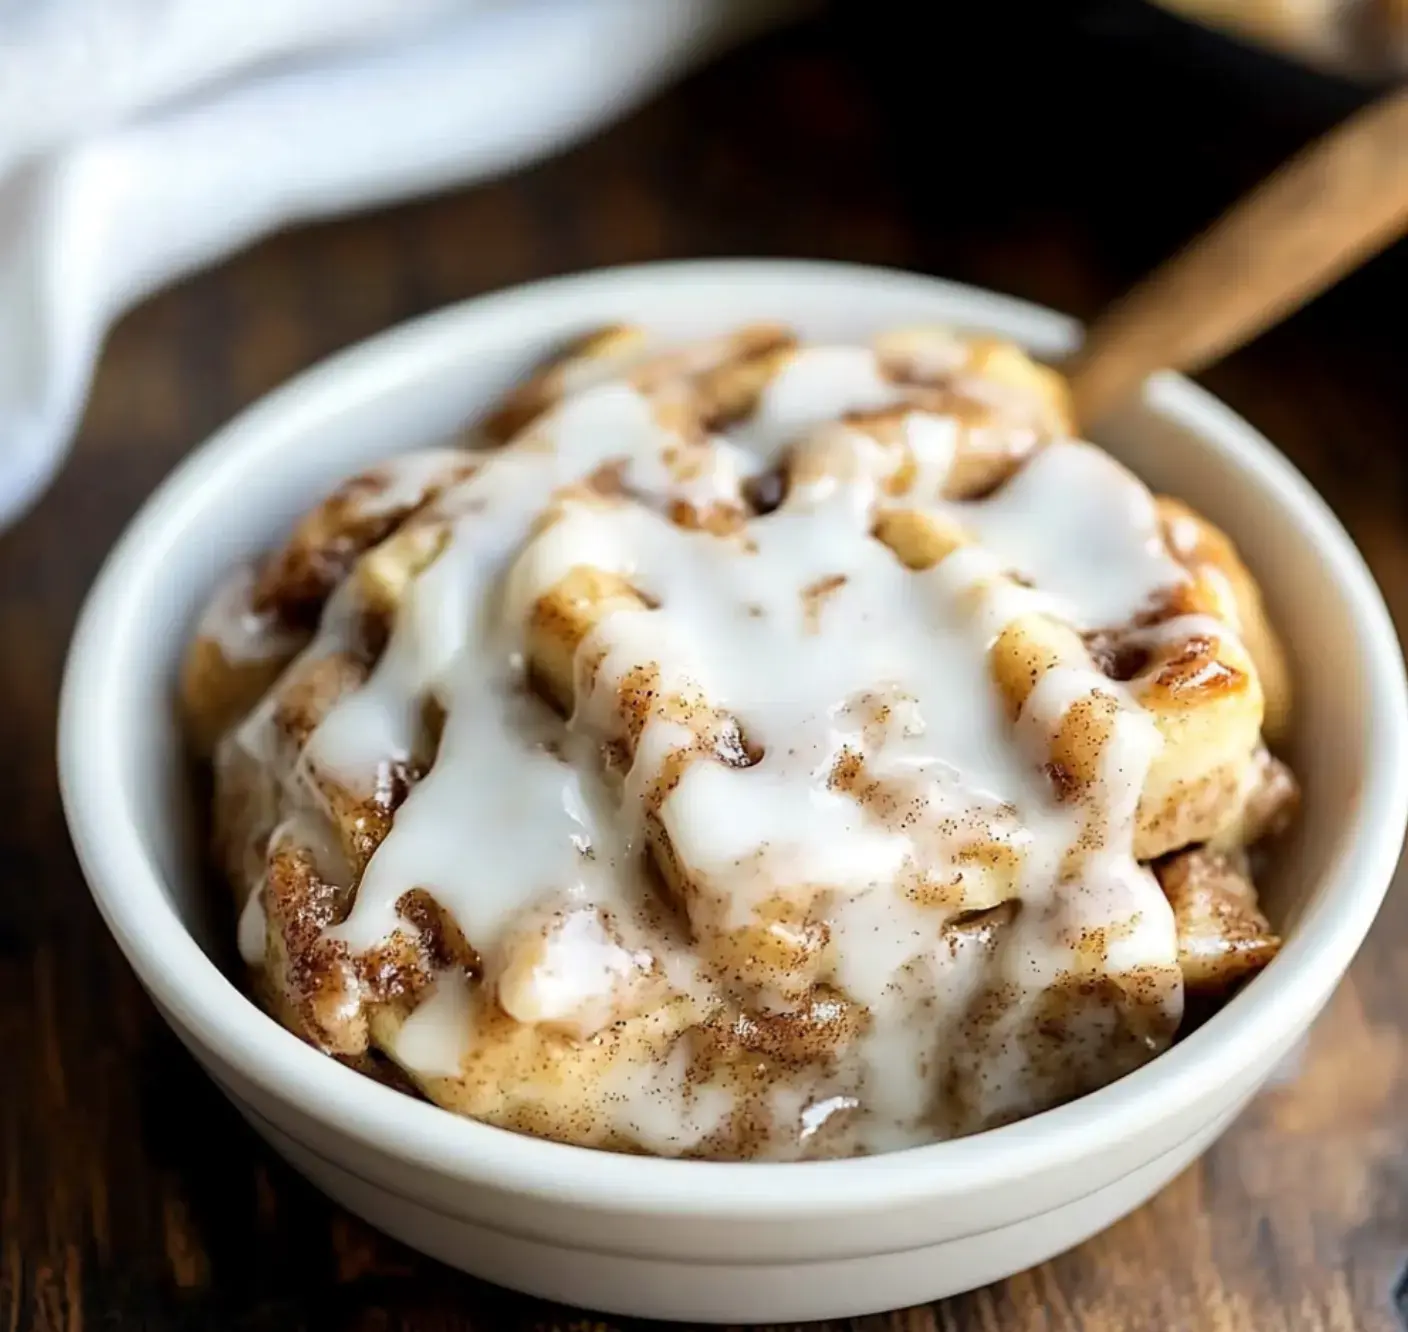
[394, 969, 474, 1076]
[350, 448, 476, 519]
[728, 345, 903, 458]
[231, 335, 1209, 1156]
[198, 563, 306, 664]
[237, 885, 268, 965]
[935, 439, 1184, 629]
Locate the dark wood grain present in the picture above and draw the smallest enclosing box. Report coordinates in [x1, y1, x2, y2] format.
[3, 7, 1407, 1330]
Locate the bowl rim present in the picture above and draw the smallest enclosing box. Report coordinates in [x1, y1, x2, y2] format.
[58, 258, 1408, 1218]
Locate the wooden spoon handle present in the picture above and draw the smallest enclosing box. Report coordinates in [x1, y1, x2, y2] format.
[1066, 87, 1408, 429]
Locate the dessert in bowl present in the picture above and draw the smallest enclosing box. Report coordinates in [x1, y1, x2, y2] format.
[184, 318, 1295, 1160]
[59, 262, 1407, 1320]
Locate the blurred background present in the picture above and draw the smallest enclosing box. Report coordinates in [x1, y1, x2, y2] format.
[3, 0, 1405, 531]
[3, 2, 1407, 1329]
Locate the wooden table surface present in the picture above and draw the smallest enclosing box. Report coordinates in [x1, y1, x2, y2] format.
[4, 6, 1408, 1329]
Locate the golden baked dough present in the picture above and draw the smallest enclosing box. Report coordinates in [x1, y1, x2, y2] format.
[1155, 847, 1281, 994]
[178, 565, 309, 758]
[1157, 496, 1292, 744]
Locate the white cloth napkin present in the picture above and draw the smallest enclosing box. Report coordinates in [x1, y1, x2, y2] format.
[0, 0, 799, 529]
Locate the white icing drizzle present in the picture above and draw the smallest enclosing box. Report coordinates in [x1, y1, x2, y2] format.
[237, 885, 268, 966]
[394, 969, 474, 1076]
[236, 336, 1218, 1156]
[932, 439, 1183, 629]
[198, 563, 305, 664]
[350, 448, 477, 519]
[727, 345, 904, 458]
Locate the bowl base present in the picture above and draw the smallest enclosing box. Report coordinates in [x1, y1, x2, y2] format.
[236, 1097, 1243, 1323]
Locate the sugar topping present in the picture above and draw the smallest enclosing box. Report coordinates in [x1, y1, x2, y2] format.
[223, 332, 1227, 1157]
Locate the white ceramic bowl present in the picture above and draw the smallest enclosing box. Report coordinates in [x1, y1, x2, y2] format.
[59, 261, 1408, 1324]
